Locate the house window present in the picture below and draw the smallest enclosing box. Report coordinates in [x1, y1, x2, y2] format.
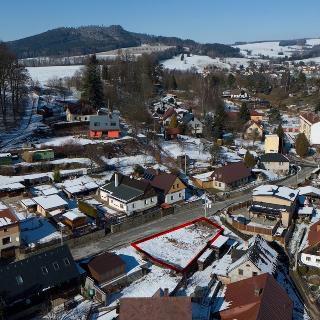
[171, 195, 174, 201]
[306, 257, 311, 261]
[85, 117, 87, 120]
[316, 259, 320, 263]
[172, 185, 175, 189]
[219, 183, 221, 187]
[252, 272, 258, 276]
[144, 200, 148, 205]
[16, 275, 23, 286]
[3, 228, 8, 232]
[2, 237, 11, 245]
[238, 269, 243, 275]
[111, 122, 117, 126]
[151, 198, 154, 203]
[94, 122, 100, 126]
[120, 204, 123, 209]
[41, 266, 48, 275]
[179, 193, 182, 198]
[64, 258, 70, 266]
[177, 184, 179, 188]
[53, 262, 60, 271]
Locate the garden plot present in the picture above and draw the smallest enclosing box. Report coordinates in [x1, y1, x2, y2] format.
[132, 218, 223, 272]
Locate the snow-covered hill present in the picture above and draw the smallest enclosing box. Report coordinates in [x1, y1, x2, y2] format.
[233, 38, 320, 58]
[161, 54, 264, 72]
[27, 65, 83, 85]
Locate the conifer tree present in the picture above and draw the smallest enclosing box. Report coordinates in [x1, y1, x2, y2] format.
[244, 150, 256, 168]
[81, 54, 104, 108]
[295, 133, 309, 157]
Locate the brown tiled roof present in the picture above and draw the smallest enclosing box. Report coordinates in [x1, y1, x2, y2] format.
[66, 103, 96, 115]
[211, 162, 251, 185]
[165, 127, 180, 135]
[218, 273, 293, 320]
[306, 220, 320, 249]
[88, 252, 125, 275]
[144, 169, 186, 194]
[226, 111, 239, 121]
[119, 297, 192, 320]
[0, 208, 18, 228]
[300, 112, 320, 125]
[250, 110, 264, 116]
[163, 107, 177, 121]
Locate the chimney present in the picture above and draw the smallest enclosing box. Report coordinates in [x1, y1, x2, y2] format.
[254, 288, 263, 297]
[115, 173, 119, 187]
[164, 288, 169, 296]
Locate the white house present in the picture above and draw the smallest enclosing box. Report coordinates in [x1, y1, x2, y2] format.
[100, 173, 158, 214]
[301, 221, 320, 268]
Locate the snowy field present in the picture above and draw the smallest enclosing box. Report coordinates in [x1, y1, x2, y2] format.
[37, 135, 132, 147]
[134, 220, 221, 270]
[27, 65, 83, 85]
[233, 38, 320, 59]
[161, 54, 262, 72]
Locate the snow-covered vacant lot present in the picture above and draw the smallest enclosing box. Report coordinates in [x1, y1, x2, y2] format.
[27, 65, 83, 85]
[133, 220, 221, 270]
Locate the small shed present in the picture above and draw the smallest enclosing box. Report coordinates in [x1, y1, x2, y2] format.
[87, 252, 126, 284]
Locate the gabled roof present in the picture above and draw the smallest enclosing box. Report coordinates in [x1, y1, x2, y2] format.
[88, 252, 125, 276]
[165, 127, 180, 135]
[66, 103, 96, 115]
[163, 107, 177, 121]
[181, 113, 194, 124]
[119, 296, 192, 320]
[219, 273, 293, 320]
[300, 112, 320, 125]
[305, 220, 320, 250]
[260, 153, 290, 163]
[253, 185, 298, 202]
[211, 162, 251, 185]
[250, 110, 264, 117]
[101, 173, 157, 203]
[245, 120, 264, 131]
[0, 245, 79, 305]
[229, 235, 278, 274]
[0, 208, 18, 227]
[144, 169, 186, 194]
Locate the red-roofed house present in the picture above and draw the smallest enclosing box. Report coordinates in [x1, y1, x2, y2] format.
[0, 206, 20, 258]
[211, 162, 251, 191]
[244, 120, 264, 139]
[162, 107, 177, 126]
[250, 110, 264, 122]
[301, 221, 320, 268]
[215, 273, 293, 320]
[300, 112, 320, 145]
[144, 169, 187, 204]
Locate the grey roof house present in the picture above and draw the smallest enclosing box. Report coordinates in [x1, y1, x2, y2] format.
[0, 245, 80, 316]
[100, 173, 158, 214]
[260, 153, 290, 175]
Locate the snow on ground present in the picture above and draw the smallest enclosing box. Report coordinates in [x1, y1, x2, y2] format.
[161, 54, 263, 72]
[17, 157, 93, 167]
[37, 135, 132, 147]
[233, 41, 303, 58]
[27, 65, 83, 85]
[161, 54, 225, 72]
[234, 137, 264, 151]
[135, 222, 220, 269]
[60, 300, 92, 320]
[252, 168, 279, 180]
[108, 264, 182, 306]
[20, 216, 60, 246]
[101, 154, 155, 175]
[161, 135, 211, 162]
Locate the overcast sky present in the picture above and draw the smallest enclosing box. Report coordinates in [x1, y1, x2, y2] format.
[1, 0, 320, 43]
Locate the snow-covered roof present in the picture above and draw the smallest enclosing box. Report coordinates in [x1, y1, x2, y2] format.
[228, 235, 278, 275]
[299, 185, 320, 197]
[210, 235, 229, 248]
[63, 208, 86, 221]
[0, 182, 25, 191]
[33, 194, 68, 210]
[0, 153, 11, 158]
[253, 185, 298, 201]
[20, 198, 36, 207]
[298, 207, 314, 215]
[192, 171, 214, 182]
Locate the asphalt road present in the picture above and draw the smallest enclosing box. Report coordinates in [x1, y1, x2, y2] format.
[71, 166, 315, 260]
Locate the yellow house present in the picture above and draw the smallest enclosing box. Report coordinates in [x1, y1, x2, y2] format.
[244, 120, 264, 139]
[264, 134, 279, 153]
[251, 185, 298, 227]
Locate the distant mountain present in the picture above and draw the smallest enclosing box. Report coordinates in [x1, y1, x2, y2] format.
[5, 25, 241, 59]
